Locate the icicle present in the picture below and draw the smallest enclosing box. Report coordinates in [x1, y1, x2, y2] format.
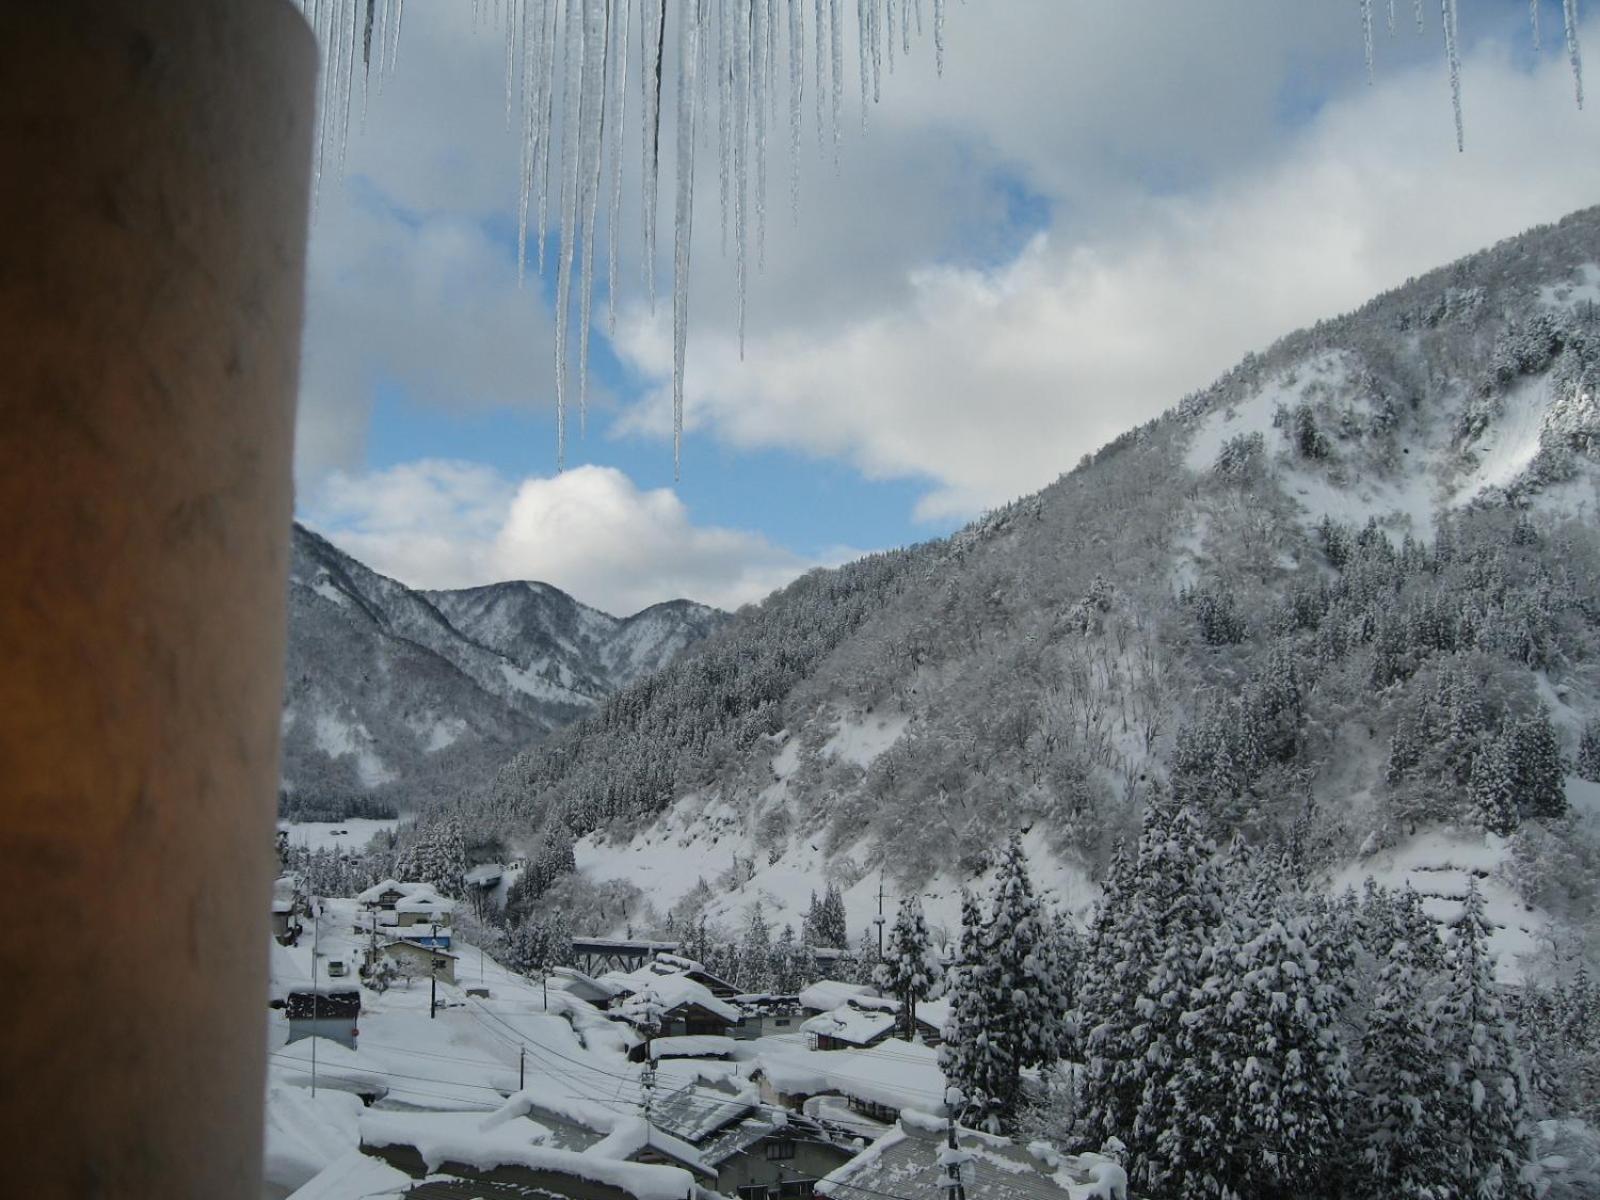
[554, 0, 587, 465]
[311, 0, 335, 211]
[535, 0, 560, 274]
[362, 0, 376, 126]
[607, 0, 632, 334]
[716, 0, 732, 254]
[830, 0, 843, 151]
[1564, 0, 1585, 109]
[505, 0, 519, 130]
[641, 0, 665, 303]
[1414, 0, 1424, 33]
[788, 0, 804, 214]
[857, 0, 870, 120]
[885, 0, 896, 75]
[1387, 0, 1396, 35]
[933, 0, 944, 74]
[901, 0, 910, 56]
[1530, 0, 1540, 50]
[339, 0, 361, 178]
[673, 0, 705, 477]
[1443, 0, 1463, 150]
[734, 0, 751, 352]
[815, 0, 828, 146]
[517, 0, 545, 284]
[869, 0, 883, 102]
[1361, 0, 1375, 81]
[390, 0, 405, 73]
[577, 0, 611, 431]
[752, 0, 770, 270]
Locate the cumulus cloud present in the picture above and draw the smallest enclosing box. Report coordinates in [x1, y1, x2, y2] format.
[610, 26, 1600, 519]
[306, 462, 823, 615]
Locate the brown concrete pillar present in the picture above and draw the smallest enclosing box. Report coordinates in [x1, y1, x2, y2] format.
[0, 2, 314, 1194]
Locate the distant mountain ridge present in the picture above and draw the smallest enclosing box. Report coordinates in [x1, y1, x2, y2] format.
[280, 523, 724, 811]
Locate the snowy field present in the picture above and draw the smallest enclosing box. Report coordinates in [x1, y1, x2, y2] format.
[278, 818, 402, 853]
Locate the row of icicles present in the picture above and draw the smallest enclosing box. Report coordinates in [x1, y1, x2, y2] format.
[299, 0, 948, 474]
[299, 0, 1583, 474]
[1358, 0, 1584, 151]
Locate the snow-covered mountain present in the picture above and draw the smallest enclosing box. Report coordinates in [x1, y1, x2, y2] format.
[462, 207, 1600, 977]
[279, 523, 724, 812]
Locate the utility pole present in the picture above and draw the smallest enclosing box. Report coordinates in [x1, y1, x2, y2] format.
[309, 894, 319, 1098]
[874, 873, 886, 962]
[429, 920, 440, 1020]
[518, 1045, 525, 1091]
[942, 1087, 968, 1200]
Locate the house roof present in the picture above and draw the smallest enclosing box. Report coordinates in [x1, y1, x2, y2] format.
[615, 975, 741, 1025]
[817, 1118, 1127, 1200]
[384, 938, 459, 960]
[355, 878, 422, 904]
[395, 890, 456, 913]
[480, 1091, 716, 1181]
[800, 1001, 898, 1047]
[759, 1039, 947, 1118]
[647, 1036, 737, 1061]
[798, 981, 878, 1013]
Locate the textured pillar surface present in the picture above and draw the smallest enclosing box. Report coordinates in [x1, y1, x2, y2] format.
[0, 2, 313, 1193]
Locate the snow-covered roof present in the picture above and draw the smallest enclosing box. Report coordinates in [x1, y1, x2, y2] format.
[355, 878, 424, 904]
[800, 1002, 898, 1047]
[798, 980, 877, 1013]
[759, 1039, 947, 1118]
[463, 864, 503, 886]
[360, 1110, 702, 1199]
[285, 1148, 412, 1199]
[479, 1091, 715, 1180]
[818, 1118, 1127, 1200]
[616, 974, 741, 1024]
[647, 1035, 737, 1061]
[272, 898, 297, 914]
[394, 889, 455, 914]
[384, 937, 459, 959]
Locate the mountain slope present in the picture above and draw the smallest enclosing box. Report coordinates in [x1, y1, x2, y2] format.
[280, 524, 725, 811]
[464, 207, 1600, 973]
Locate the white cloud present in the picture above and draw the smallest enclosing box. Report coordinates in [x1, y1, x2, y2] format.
[611, 25, 1600, 518]
[306, 461, 822, 615]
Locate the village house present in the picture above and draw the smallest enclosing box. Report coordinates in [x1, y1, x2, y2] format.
[647, 1077, 858, 1198]
[817, 1113, 1129, 1200]
[756, 1039, 946, 1130]
[795, 980, 877, 1018]
[611, 974, 744, 1040]
[357, 1108, 706, 1200]
[394, 886, 455, 928]
[801, 995, 944, 1050]
[381, 937, 458, 985]
[730, 994, 804, 1040]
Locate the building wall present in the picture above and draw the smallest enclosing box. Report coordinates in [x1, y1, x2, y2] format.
[384, 941, 456, 984]
[715, 1139, 854, 1198]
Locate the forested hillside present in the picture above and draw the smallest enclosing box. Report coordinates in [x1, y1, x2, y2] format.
[419, 209, 1600, 981]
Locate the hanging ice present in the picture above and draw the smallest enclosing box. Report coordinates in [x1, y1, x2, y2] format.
[1564, 0, 1585, 110]
[298, 0, 1582, 475]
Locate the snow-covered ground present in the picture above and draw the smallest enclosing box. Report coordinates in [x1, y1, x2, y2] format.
[277, 818, 402, 853]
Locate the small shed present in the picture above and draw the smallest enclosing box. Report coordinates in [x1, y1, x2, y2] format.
[284, 986, 362, 1051]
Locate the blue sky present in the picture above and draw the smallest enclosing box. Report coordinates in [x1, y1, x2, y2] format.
[295, 1, 1600, 614]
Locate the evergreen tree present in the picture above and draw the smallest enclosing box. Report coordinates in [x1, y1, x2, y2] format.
[815, 883, 849, 949]
[1469, 733, 1521, 836]
[874, 895, 942, 1041]
[737, 903, 774, 992]
[1508, 712, 1567, 820]
[1354, 936, 1451, 1199]
[1436, 883, 1534, 1199]
[852, 924, 882, 988]
[1576, 719, 1600, 783]
[938, 836, 1064, 1133]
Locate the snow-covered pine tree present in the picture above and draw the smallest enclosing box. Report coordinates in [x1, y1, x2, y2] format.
[852, 924, 882, 988]
[1355, 936, 1451, 1199]
[1124, 806, 1227, 1192]
[1436, 882, 1535, 1199]
[874, 894, 942, 1041]
[939, 888, 1010, 1130]
[737, 903, 774, 993]
[814, 883, 849, 949]
[1576, 719, 1600, 782]
[1470, 732, 1521, 836]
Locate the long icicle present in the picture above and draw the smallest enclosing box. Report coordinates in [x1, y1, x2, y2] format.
[734, 0, 751, 352]
[607, 0, 632, 334]
[641, 0, 666, 303]
[535, 0, 560, 273]
[1361, 0, 1375, 81]
[554, 0, 587, 465]
[673, 0, 706, 477]
[1564, 0, 1585, 109]
[1443, 0, 1463, 151]
[789, 0, 804, 215]
[577, 0, 611, 431]
[1531, 0, 1541, 50]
